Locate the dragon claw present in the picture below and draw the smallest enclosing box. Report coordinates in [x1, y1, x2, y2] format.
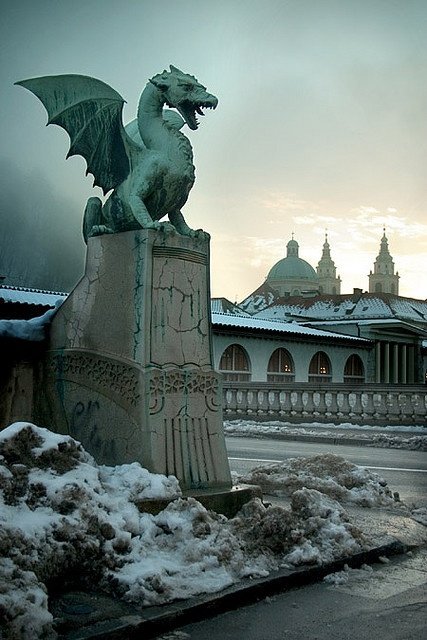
[158, 222, 177, 234]
[88, 224, 114, 238]
[190, 228, 210, 241]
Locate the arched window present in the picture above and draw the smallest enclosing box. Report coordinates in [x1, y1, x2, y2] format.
[344, 354, 365, 384]
[219, 344, 251, 381]
[267, 348, 295, 382]
[308, 351, 332, 383]
[391, 283, 395, 294]
[375, 282, 382, 293]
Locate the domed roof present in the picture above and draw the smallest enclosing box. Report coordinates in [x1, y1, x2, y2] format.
[267, 237, 318, 282]
[267, 256, 317, 281]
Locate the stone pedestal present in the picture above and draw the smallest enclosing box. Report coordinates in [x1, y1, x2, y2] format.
[36, 229, 231, 491]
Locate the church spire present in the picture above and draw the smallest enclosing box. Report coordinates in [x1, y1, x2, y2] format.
[316, 231, 341, 295]
[368, 228, 399, 295]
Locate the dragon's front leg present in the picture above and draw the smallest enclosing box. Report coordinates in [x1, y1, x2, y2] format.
[83, 197, 114, 243]
[169, 210, 210, 240]
[129, 194, 176, 233]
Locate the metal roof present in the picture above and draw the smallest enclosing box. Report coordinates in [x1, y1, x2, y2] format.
[211, 312, 370, 343]
[0, 285, 67, 307]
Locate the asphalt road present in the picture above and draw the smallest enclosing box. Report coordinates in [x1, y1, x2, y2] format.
[226, 436, 427, 504]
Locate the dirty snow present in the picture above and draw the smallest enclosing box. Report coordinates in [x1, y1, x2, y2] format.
[410, 507, 427, 526]
[224, 420, 427, 451]
[0, 422, 414, 638]
[323, 562, 374, 586]
[237, 453, 396, 507]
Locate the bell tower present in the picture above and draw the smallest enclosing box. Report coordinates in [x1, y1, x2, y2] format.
[368, 228, 399, 294]
[316, 232, 341, 295]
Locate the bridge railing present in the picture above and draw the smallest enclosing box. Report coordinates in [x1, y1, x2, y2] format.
[222, 382, 427, 425]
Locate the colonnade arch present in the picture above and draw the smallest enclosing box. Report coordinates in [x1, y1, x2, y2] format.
[267, 348, 295, 382]
[219, 343, 251, 381]
[308, 351, 332, 383]
[344, 354, 365, 383]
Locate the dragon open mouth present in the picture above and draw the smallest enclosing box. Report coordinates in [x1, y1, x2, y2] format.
[177, 99, 217, 130]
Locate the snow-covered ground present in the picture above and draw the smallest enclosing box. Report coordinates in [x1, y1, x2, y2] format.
[224, 420, 427, 451]
[0, 422, 424, 638]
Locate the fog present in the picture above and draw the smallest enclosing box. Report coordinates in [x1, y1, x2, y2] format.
[0, 159, 85, 291]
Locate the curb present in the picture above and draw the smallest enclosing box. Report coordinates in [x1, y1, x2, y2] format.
[60, 539, 414, 639]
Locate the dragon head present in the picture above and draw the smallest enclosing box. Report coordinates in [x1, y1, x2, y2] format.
[150, 65, 218, 130]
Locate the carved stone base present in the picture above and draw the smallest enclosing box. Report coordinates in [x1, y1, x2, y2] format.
[35, 230, 231, 491]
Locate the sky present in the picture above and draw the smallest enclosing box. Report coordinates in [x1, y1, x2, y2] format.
[1, 0, 426, 300]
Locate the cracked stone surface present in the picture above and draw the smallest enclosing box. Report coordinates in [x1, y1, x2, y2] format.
[38, 229, 232, 490]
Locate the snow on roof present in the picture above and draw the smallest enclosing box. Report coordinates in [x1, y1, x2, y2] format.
[211, 298, 251, 316]
[256, 293, 427, 325]
[211, 312, 369, 343]
[239, 281, 279, 315]
[0, 285, 67, 307]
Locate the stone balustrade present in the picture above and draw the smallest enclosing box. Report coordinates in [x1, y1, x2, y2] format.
[222, 382, 427, 425]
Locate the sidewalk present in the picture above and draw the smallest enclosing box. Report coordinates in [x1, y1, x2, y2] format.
[50, 506, 427, 640]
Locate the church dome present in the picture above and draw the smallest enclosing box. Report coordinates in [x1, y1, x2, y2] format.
[267, 238, 317, 282]
[267, 257, 317, 281]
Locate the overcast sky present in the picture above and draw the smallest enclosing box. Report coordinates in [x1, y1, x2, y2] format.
[1, 0, 426, 300]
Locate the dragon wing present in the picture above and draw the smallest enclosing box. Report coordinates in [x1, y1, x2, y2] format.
[16, 74, 131, 194]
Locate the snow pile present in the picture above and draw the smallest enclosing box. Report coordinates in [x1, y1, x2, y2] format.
[238, 453, 395, 507]
[0, 308, 56, 342]
[231, 490, 365, 566]
[0, 422, 181, 638]
[109, 497, 268, 605]
[225, 420, 427, 451]
[370, 434, 426, 451]
[411, 507, 427, 526]
[0, 423, 369, 638]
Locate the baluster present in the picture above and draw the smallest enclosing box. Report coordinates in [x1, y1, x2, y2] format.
[224, 387, 237, 414]
[279, 391, 292, 417]
[361, 391, 375, 419]
[291, 391, 304, 417]
[325, 391, 339, 417]
[236, 389, 247, 414]
[413, 393, 427, 421]
[337, 391, 351, 420]
[373, 393, 387, 420]
[398, 393, 412, 421]
[245, 390, 256, 414]
[268, 390, 280, 414]
[316, 390, 328, 416]
[349, 392, 363, 420]
[257, 390, 269, 415]
[303, 390, 315, 416]
[385, 393, 400, 422]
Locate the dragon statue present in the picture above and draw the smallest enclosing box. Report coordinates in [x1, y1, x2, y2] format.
[16, 66, 218, 242]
